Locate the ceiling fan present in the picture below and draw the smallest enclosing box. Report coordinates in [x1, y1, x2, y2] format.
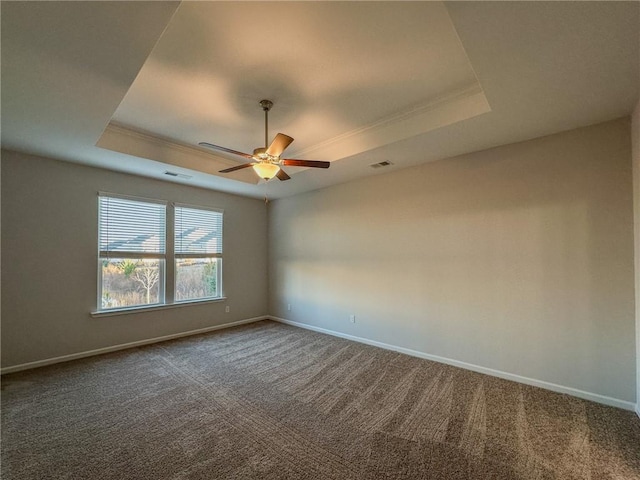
[199, 100, 330, 181]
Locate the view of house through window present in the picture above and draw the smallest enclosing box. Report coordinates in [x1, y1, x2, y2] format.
[98, 194, 223, 310]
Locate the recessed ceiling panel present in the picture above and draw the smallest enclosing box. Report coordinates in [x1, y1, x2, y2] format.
[106, 1, 483, 178]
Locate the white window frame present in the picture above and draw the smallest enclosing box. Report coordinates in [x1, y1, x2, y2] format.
[96, 193, 224, 314]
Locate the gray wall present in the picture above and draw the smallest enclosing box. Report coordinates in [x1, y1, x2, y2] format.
[1, 150, 268, 367]
[269, 117, 636, 403]
[2, 117, 637, 407]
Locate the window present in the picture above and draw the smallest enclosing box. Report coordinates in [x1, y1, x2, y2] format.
[174, 205, 223, 302]
[97, 194, 223, 311]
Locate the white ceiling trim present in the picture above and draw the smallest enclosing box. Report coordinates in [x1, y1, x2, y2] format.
[97, 123, 259, 184]
[292, 84, 491, 162]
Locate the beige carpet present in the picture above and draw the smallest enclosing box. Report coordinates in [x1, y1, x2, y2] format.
[2, 320, 639, 479]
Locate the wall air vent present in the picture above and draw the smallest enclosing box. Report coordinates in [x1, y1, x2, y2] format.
[369, 161, 394, 169]
[164, 171, 192, 180]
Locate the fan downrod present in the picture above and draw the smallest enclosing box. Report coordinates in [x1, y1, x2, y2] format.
[260, 100, 273, 147]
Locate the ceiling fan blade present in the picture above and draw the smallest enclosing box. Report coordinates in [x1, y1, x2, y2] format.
[276, 169, 291, 181]
[281, 159, 330, 169]
[199, 142, 254, 160]
[219, 163, 254, 173]
[266, 133, 294, 157]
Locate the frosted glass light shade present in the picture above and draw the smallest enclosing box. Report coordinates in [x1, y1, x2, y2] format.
[253, 163, 280, 180]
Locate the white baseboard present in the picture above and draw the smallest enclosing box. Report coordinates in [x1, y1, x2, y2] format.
[271, 317, 637, 412]
[1, 316, 268, 375]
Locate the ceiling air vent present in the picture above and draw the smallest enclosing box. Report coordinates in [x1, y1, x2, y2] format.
[164, 171, 192, 180]
[369, 161, 394, 169]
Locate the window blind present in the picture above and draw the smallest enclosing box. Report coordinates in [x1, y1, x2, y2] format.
[174, 205, 223, 256]
[98, 195, 166, 254]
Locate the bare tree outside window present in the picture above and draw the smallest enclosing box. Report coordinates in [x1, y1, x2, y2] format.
[132, 261, 160, 304]
[101, 258, 161, 308]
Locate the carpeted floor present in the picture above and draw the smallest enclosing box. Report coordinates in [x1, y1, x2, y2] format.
[2, 320, 639, 479]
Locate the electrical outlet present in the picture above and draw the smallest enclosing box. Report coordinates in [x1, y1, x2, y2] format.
[349, 314, 356, 323]
[225, 306, 230, 313]
[287, 304, 291, 311]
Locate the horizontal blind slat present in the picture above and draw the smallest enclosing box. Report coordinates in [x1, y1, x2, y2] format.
[174, 206, 223, 255]
[99, 196, 166, 254]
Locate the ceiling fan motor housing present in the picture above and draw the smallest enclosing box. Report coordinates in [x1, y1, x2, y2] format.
[253, 147, 267, 158]
[252, 147, 279, 164]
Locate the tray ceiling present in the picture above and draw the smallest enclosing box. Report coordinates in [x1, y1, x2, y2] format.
[2, 1, 638, 199]
[100, 1, 488, 185]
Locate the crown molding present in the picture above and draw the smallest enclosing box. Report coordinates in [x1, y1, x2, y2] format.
[293, 83, 490, 160]
[96, 123, 259, 184]
[99, 123, 237, 166]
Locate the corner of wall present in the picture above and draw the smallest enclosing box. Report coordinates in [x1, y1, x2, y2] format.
[633, 99, 640, 416]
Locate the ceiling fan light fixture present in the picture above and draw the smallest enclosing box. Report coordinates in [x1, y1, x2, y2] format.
[253, 162, 280, 180]
[203, 99, 329, 182]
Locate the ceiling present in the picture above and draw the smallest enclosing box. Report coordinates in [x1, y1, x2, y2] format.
[2, 1, 638, 200]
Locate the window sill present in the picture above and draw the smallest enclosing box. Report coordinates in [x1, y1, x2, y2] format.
[91, 297, 227, 318]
